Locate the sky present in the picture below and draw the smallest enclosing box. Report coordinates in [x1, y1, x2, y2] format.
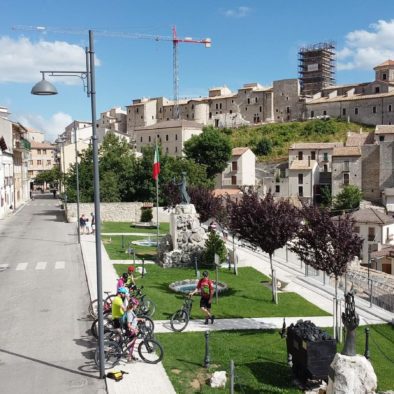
[2, 0, 394, 142]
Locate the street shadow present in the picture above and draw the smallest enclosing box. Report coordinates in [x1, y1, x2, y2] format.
[33, 210, 67, 223]
[175, 357, 203, 367]
[0, 347, 99, 379]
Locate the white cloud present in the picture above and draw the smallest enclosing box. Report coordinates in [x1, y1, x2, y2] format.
[338, 19, 394, 71]
[223, 6, 250, 18]
[15, 112, 73, 142]
[0, 36, 99, 84]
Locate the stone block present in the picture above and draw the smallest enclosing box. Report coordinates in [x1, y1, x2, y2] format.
[210, 371, 227, 388]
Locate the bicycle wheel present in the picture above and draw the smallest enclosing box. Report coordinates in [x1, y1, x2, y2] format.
[138, 338, 164, 364]
[88, 299, 99, 319]
[138, 316, 155, 338]
[94, 340, 122, 369]
[91, 316, 113, 339]
[170, 309, 189, 332]
[140, 297, 156, 317]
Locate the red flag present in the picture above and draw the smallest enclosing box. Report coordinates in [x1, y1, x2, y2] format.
[152, 146, 160, 181]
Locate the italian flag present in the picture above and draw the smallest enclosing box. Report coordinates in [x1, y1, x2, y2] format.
[152, 146, 160, 181]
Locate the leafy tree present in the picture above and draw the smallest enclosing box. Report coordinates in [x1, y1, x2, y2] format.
[226, 190, 300, 303]
[254, 137, 273, 156]
[188, 186, 225, 223]
[320, 185, 332, 208]
[183, 127, 232, 179]
[289, 204, 363, 338]
[333, 185, 362, 211]
[100, 171, 121, 202]
[34, 166, 61, 188]
[203, 230, 227, 268]
[140, 207, 153, 222]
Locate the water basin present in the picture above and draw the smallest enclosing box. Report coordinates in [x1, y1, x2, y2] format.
[169, 279, 228, 294]
[131, 238, 158, 247]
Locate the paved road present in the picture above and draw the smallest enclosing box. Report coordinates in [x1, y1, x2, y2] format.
[0, 194, 106, 394]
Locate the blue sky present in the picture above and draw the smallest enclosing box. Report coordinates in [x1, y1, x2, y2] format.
[1, 0, 394, 141]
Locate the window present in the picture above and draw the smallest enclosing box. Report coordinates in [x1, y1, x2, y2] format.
[298, 151, 303, 160]
[324, 164, 328, 172]
[219, 103, 222, 109]
[165, 147, 169, 153]
[311, 151, 316, 160]
[310, 110, 314, 118]
[389, 105, 392, 112]
[245, 107, 247, 111]
[323, 152, 328, 161]
[275, 185, 280, 193]
[175, 134, 178, 141]
[355, 107, 359, 115]
[231, 176, 237, 185]
[298, 186, 303, 196]
[323, 110, 327, 115]
[383, 73, 387, 80]
[368, 227, 375, 242]
[343, 173, 349, 186]
[166, 135, 169, 141]
[216, 103, 218, 110]
[29, 160, 33, 165]
[229, 110, 233, 114]
[191, 104, 194, 110]
[259, 106, 262, 112]
[209, 112, 212, 119]
[255, 97, 258, 103]
[247, 98, 250, 104]
[373, 106, 377, 113]
[344, 160, 350, 172]
[379, 135, 384, 142]
[43, 149, 47, 154]
[148, 136, 151, 142]
[140, 137, 143, 142]
[37, 160, 42, 165]
[298, 174, 303, 184]
[232, 161, 238, 171]
[175, 146, 178, 153]
[286, 107, 290, 114]
[47, 160, 51, 165]
[342, 108, 346, 116]
[375, 87, 380, 93]
[37, 149, 41, 155]
[354, 226, 360, 233]
[136, 108, 139, 113]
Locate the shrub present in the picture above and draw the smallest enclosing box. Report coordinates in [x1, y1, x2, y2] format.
[140, 207, 153, 222]
[202, 231, 227, 268]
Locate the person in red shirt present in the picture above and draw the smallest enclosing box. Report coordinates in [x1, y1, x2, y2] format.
[190, 270, 215, 324]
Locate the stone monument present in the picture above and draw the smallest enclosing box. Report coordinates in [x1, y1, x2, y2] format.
[158, 173, 207, 267]
[326, 290, 377, 394]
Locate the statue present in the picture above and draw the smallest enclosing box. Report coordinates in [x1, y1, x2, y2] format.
[341, 289, 359, 356]
[176, 172, 190, 205]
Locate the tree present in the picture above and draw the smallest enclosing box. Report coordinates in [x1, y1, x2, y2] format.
[188, 186, 224, 223]
[254, 137, 273, 156]
[333, 185, 362, 211]
[34, 166, 61, 188]
[289, 204, 363, 339]
[226, 190, 300, 303]
[203, 230, 227, 268]
[183, 127, 232, 179]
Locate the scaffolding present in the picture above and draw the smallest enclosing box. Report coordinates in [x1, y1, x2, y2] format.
[298, 42, 336, 96]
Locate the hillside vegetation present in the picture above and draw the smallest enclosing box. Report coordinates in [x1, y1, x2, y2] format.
[228, 119, 375, 162]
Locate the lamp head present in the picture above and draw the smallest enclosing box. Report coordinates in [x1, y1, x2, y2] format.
[31, 76, 58, 95]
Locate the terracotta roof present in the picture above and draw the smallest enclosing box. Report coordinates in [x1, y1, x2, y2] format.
[345, 132, 374, 146]
[212, 188, 243, 197]
[374, 60, 394, 69]
[375, 125, 394, 134]
[289, 142, 343, 150]
[289, 159, 317, 170]
[135, 120, 203, 131]
[30, 141, 55, 149]
[332, 146, 361, 157]
[232, 147, 250, 156]
[350, 208, 394, 225]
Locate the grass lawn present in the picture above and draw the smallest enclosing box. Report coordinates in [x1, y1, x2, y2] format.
[103, 235, 162, 260]
[156, 324, 394, 393]
[113, 264, 329, 320]
[101, 221, 170, 234]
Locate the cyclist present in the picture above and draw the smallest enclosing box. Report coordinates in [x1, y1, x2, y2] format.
[189, 270, 215, 324]
[111, 287, 129, 329]
[125, 297, 143, 362]
[116, 273, 129, 292]
[126, 265, 137, 287]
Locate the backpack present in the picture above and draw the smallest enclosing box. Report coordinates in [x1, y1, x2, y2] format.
[106, 370, 128, 381]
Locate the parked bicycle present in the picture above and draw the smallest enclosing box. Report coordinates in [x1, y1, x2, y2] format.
[170, 295, 193, 332]
[94, 320, 163, 368]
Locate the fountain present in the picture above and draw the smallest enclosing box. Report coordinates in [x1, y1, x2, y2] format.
[169, 279, 228, 294]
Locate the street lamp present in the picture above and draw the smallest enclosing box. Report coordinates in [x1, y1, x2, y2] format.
[31, 30, 105, 378]
[73, 122, 81, 244]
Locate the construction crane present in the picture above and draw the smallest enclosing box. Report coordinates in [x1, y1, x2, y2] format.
[12, 25, 212, 119]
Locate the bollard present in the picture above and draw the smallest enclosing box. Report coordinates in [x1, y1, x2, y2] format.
[230, 360, 234, 394]
[333, 297, 336, 341]
[364, 327, 370, 359]
[339, 299, 343, 344]
[369, 280, 373, 308]
[194, 256, 198, 277]
[142, 258, 145, 278]
[323, 271, 326, 286]
[285, 245, 288, 262]
[204, 330, 210, 368]
[121, 234, 125, 249]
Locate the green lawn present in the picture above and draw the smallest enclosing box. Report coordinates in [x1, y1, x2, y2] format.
[113, 265, 329, 320]
[156, 324, 394, 393]
[101, 221, 170, 234]
[103, 235, 161, 260]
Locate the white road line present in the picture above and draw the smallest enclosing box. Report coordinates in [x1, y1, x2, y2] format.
[55, 261, 65, 269]
[35, 261, 47, 270]
[0, 264, 9, 271]
[16, 263, 28, 271]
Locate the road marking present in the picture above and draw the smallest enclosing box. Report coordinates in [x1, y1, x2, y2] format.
[0, 264, 9, 272]
[35, 261, 47, 270]
[16, 263, 28, 271]
[55, 261, 65, 269]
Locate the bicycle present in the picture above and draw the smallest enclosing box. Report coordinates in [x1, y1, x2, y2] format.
[170, 295, 193, 332]
[88, 291, 115, 319]
[94, 320, 163, 368]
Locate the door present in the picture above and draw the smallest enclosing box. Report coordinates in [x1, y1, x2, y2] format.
[382, 263, 392, 274]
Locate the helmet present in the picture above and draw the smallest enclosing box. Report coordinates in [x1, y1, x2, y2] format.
[118, 287, 128, 294]
[128, 265, 135, 273]
[130, 297, 139, 306]
[202, 270, 209, 277]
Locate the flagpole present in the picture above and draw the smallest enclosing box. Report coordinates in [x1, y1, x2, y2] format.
[156, 175, 159, 257]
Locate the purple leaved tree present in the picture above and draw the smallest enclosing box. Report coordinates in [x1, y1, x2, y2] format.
[289, 204, 363, 339]
[226, 190, 300, 303]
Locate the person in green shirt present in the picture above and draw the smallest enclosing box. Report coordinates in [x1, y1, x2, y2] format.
[111, 287, 129, 328]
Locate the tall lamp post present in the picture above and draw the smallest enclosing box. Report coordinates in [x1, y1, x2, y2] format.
[73, 123, 81, 244]
[31, 30, 105, 378]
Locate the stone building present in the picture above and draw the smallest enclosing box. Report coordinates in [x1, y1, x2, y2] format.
[28, 140, 56, 189]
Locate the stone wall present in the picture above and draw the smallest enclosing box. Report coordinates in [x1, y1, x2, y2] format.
[65, 202, 171, 223]
[362, 145, 381, 203]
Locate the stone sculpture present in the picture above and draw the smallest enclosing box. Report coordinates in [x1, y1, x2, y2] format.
[341, 289, 359, 357]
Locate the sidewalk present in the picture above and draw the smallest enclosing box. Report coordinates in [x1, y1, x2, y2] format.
[80, 233, 393, 394]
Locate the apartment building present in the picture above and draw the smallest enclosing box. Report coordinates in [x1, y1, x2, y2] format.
[28, 141, 56, 188]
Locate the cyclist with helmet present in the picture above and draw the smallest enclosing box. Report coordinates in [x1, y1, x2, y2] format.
[126, 265, 137, 287]
[111, 287, 129, 329]
[189, 270, 215, 324]
[125, 297, 143, 362]
[116, 273, 129, 292]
